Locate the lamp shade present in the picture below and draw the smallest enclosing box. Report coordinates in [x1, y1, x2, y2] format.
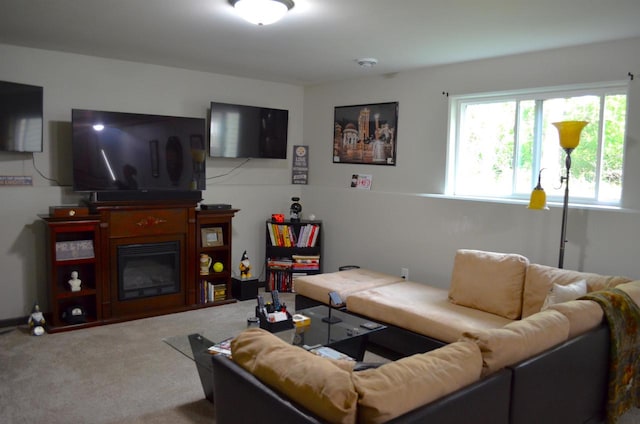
[230, 0, 294, 25]
[552, 120, 588, 150]
[528, 169, 548, 210]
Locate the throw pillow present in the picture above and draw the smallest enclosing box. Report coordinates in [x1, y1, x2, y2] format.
[541, 279, 587, 310]
[352, 340, 482, 424]
[448, 249, 529, 319]
[231, 328, 358, 424]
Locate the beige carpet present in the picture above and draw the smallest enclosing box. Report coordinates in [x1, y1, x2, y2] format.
[1, 289, 639, 423]
[0, 290, 294, 424]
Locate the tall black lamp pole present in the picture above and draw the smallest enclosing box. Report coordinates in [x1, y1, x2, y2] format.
[558, 149, 573, 269]
[553, 120, 588, 270]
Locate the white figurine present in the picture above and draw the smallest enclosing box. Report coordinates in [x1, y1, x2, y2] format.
[68, 271, 82, 292]
[28, 303, 46, 336]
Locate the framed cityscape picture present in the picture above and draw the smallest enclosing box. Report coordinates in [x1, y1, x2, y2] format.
[333, 101, 398, 165]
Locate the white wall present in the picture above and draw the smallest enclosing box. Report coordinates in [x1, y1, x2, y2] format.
[301, 37, 640, 285]
[0, 44, 303, 320]
[2, 37, 640, 321]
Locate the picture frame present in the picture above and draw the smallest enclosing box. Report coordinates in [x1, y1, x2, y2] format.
[201, 227, 223, 247]
[333, 101, 398, 165]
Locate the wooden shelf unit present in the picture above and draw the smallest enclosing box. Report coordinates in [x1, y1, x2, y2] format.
[41, 204, 239, 332]
[265, 219, 322, 292]
[195, 209, 239, 305]
[41, 215, 103, 332]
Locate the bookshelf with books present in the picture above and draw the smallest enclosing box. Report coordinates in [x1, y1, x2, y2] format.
[265, 220, 322, 292]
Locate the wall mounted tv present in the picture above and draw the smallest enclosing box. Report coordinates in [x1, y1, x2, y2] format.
[0, 80, 43, 153]
[71, 109, 206, 201]
[209, 102, 289, 159]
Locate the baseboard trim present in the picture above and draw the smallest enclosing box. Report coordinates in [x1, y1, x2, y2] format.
[0, 315, 27, 330]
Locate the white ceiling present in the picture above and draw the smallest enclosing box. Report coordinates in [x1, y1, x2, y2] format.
[1, 0, 639, 86]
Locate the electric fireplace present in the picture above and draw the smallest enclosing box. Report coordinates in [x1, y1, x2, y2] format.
[117, 241, 180, 301]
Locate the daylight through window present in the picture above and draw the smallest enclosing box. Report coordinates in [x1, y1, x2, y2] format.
[446, 82, 628, 206]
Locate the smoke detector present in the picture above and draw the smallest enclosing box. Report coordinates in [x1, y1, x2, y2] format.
[355, 58, 378, 68]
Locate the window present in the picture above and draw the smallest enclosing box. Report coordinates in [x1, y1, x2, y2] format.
[446, 82, 628, 206]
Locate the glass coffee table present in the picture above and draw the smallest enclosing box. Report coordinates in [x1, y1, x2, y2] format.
[163, 305, 386, 402]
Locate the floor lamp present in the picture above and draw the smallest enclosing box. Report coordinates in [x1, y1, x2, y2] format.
[528, 120, 588, 269]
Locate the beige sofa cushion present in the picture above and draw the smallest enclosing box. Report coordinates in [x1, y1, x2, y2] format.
[448, 249, 529, 319]
[352, 340, 482, 424]
[347, 281, 513, 344]
[615, 280, 640, 305]
[521, 263, 632, 318]
[546, 299, 604, 338]
[231, 328, 358, 424]
[294, 268, 403, 304]
[462, 309, 570, 376]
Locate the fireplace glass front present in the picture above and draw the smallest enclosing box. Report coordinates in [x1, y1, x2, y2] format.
[118, 241, 180, 301]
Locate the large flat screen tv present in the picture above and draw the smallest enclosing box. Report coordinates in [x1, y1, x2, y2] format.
[72, 109, 206, 201]
[0, 80, 43, 153]
[209, 102, 288, 159]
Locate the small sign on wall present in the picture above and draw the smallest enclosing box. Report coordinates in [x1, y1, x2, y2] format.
[350, 174, 372, 190]
[0, 176, 33, 186]
[292, 145, 308, 185]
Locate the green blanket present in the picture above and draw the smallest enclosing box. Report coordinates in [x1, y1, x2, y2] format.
[581, 288, 640, 423]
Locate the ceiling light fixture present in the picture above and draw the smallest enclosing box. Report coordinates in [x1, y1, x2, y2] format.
[356, 58, 378, 68]
[229, 0, 295, 26]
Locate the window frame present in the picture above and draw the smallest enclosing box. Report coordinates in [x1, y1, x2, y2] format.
[445, 81, 628, 206]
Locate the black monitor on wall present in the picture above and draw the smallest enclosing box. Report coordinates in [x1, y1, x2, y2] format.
[0, 80, 43, 153]
[209, 102, 288, 159]
[71, 109, 206, 201]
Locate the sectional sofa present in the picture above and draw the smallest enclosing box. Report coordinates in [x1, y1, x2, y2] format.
[211, 249, 639, 423]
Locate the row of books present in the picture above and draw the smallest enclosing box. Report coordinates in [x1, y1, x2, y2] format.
[267, 255, 321, 271]
[267, 270, 295, 292]
[199, 281, 226, 303]
[267, 223, 320, 248]
[292, 254, 320, 270]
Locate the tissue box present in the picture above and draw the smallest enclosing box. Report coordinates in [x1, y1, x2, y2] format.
[292, 314, 311, 328]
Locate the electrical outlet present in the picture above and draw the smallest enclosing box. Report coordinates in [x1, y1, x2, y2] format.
[401, 268, 409, 280]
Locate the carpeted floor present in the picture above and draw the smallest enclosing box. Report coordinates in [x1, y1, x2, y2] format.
[0, 290, 294, 424]
[1, 289, 639, 423]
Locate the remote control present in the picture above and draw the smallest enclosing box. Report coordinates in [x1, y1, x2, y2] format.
[257, 295, 267, 316]
[271, 290, 281, 310]
[360, 322, 382, 330]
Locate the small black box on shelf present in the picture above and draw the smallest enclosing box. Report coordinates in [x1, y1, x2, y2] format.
[256, 306, 294, 333]
[200, 204, 232, 210]
[232, 277, 259, 301]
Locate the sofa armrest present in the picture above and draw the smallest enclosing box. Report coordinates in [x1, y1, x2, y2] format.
[211, 354, 323, 424]
[387, 368, 512, 424]
[213, 351, 512, 424]
[508, 323, 609, 424]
